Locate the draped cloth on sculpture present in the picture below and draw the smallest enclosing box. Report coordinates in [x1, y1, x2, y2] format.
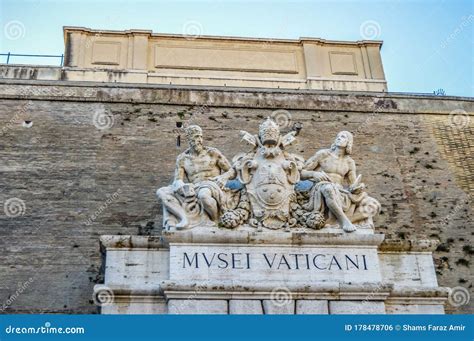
[303, 181, 368, 217]
[162, 180, 240, 228]
[196, 180, 240, 212]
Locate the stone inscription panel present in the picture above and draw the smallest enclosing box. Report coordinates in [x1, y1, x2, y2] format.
[153, 44, 299, 73]
[169, 244, 382, 284]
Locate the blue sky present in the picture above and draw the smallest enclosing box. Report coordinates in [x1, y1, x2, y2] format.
[0, 0, 472, 97]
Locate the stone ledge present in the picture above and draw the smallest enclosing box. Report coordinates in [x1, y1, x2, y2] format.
[100, 232, 386, 249]
[389, 286, 450, 298]
[379, 239, 440, 253]
[64, 26, 383, 46]
[386, 286, 449, 306]
[100, 235, 168, 250]
[0, 77, 472, 114]
[386, 297, 448, 306]
[96, 282, 449, 305]
[160, 279, 391, 292]
[164, 230, 385, 246]
[1, 76, 469, 100]
[159, 280, 392, 300]
[93, 284, 165, 305]
[94, 285, 162, 297]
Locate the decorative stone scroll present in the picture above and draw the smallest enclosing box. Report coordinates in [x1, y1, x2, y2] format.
[157, 118, 381, 233]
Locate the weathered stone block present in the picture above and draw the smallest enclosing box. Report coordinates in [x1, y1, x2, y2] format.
[296, 300, 329, 314]
[102, 302, 167, 314]
[386, 304, 445, 314]
[329, 301, 386, 314]
[167, 299, 228, 314]
[229, 300, 263, 314]
[379, 253, 439, 288]
[262, 299, 295, 314]
[105, 249, 169, 289]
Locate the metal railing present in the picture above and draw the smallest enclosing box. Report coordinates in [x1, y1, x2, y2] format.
[0, 53, 64, 66]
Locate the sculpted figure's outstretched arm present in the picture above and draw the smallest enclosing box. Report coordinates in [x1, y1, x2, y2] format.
[211, 149, 235, 188]
[158, 155, 189, 229]
[301, 152, 331, 183]
[346, 159, 366, 193]
[303, 152, 320, 172]
[171, 155, 186, 192]
[216, 150, 231, 173]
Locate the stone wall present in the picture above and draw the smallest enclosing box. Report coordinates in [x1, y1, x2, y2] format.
[0, 79, 472, 314]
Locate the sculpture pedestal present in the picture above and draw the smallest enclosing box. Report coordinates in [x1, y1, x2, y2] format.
[96, 230, 448, 314]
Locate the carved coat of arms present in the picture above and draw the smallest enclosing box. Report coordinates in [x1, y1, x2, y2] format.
[234, 118, 300, 230]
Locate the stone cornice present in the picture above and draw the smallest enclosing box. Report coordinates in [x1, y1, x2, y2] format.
[100, 235, 168, 250]
[0, 77, 472, 115]
[94, 282, 450, 304]
[100, 232, 385, 250]
[163, 230, 385, 247]
[63, 26, 383, 47]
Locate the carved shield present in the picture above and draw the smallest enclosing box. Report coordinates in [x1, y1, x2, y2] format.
[247, 158, 293, 220]
[254, 162, 288, 207]
[256, 183, 286, 206]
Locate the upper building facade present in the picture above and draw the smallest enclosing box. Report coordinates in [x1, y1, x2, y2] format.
[4, 26, 387, 91]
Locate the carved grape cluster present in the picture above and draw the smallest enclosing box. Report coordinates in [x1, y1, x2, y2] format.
[220, 191, 250, 229]
[303, 211, 325, 229]
[220, 209, 246, 228]
[290, 199, 325, 230]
